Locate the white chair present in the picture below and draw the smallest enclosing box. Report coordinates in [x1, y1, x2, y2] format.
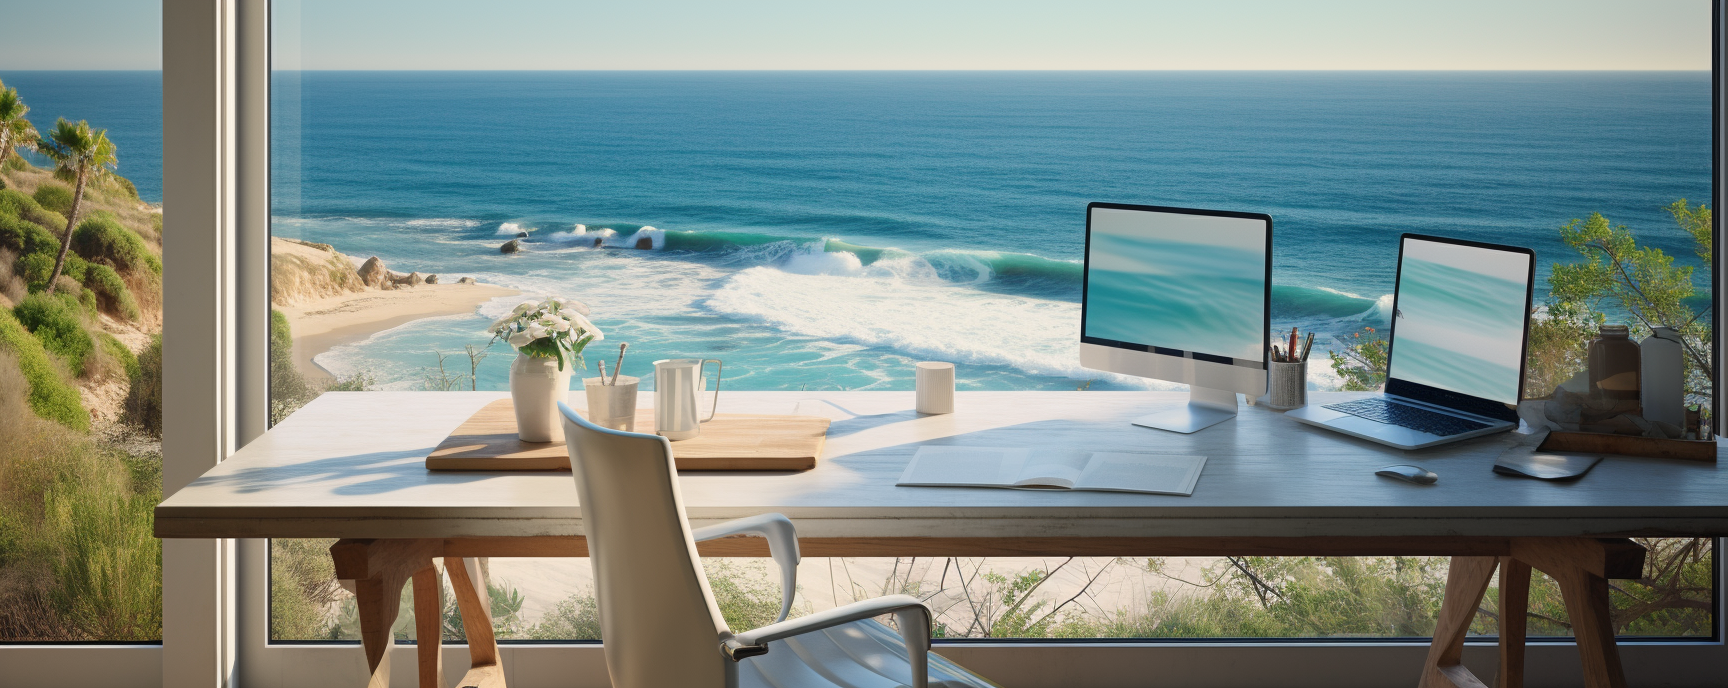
[558, 402, 998, 688]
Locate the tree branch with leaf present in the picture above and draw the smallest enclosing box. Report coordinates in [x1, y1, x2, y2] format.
[1547, 202, 1713, 404]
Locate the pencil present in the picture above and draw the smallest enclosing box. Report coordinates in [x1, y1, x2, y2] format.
[1299, 332, 1315, 362]
[1289, 327, 1299, 360]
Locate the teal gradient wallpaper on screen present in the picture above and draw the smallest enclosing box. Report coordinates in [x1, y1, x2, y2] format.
[1389, 240, 1531, 404]
[1083, 209, 1267, 362]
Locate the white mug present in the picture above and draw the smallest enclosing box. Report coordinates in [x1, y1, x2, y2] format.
[915, 362, 955, 414]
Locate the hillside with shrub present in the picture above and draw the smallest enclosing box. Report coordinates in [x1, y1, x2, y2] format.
[0, 78, 165, 640]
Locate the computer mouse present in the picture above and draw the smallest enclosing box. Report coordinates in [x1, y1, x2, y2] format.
[1376, 465, 1438, 485]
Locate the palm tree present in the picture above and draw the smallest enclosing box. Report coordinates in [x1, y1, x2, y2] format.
[0, 79, 39, 168]
[37, 118, 118, 289]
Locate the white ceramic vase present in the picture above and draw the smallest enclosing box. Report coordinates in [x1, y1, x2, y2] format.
[510, 353, 574, 443]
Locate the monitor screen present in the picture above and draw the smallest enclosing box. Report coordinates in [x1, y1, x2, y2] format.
[1388, 237, 1532, 405]
[1082, 206, 1269, 364]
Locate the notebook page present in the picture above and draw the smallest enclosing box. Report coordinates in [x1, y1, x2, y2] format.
[1073, 453, 1207, 496]
[897, 447, 1031, 488]
[1013, 453, 1093, 489]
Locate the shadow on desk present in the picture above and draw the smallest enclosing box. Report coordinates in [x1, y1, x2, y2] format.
[189, 448, 509, 496]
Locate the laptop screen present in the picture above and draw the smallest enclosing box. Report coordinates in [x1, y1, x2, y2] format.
[1387, 236, 1533, 407]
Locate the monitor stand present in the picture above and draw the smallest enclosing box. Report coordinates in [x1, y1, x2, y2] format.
[1133, 385, 1238, 434]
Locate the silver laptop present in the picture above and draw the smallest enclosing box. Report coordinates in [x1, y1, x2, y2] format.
[1287, 234, 1534, 450]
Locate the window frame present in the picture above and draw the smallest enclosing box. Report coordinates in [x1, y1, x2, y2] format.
[5, 1, 1713, 686]
[247, 0, 1728, 684]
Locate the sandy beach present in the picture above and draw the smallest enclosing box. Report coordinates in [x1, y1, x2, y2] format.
[279, 283, 520, 381]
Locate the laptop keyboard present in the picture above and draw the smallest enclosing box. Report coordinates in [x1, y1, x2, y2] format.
[1322, 398, 1490, 437]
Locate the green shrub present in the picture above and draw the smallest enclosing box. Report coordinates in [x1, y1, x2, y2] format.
[0, 215, 60, 257]
[0, 189, 30, 218]
[32, 184, 74, 216]
[13, 292, 94, 377]
[123, 335, 161, 436]
[0, 174, 6, 190]
[72, 217, 155, 276]
[0, 189, 66, 229]
[271, 310, 317, 424]
[269, 538, 344, 640]
[16, 252, 52, 291]
[106, 176, 138, 200]
[78, 288, 96, 314]
[62, 254, 87, 283]
[1, 153, 27, 171]
[82, 264, 139, 320]
[0, 309, 88, 430]
[98, 334, 139, 380]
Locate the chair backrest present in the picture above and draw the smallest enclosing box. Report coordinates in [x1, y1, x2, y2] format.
[558, 403, 732, 688]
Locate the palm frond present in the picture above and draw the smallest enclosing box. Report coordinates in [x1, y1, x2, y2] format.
[40, 118, 118, 181]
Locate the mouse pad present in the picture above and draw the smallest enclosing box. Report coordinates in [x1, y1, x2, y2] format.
[1493, 444, 1604, 481]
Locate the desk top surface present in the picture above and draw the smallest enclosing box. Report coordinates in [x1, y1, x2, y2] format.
[154, 391, 1728, 540]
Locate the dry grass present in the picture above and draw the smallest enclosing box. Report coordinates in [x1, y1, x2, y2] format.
[0, 247, 23, 306]
[0, 165, 160, 253]
[0, 349, 162, 641]
[123, 270, 162, 328]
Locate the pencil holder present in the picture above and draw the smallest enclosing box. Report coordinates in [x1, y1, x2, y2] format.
[1267, 360, 1307, 410]
[583, 375, 640, 431]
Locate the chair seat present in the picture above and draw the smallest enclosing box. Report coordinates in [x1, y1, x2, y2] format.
[738, 619, 999, 688]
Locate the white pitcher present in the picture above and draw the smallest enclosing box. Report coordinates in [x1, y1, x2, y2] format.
[654, 358, 723, 440]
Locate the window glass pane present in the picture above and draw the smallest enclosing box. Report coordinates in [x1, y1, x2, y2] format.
[0, 2, 164, 642]
[268, 1, 1715, 642]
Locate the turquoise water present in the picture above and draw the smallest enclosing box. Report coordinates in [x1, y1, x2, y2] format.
[1388, 249, 1531, 403]
[257, 72, 1710, 392]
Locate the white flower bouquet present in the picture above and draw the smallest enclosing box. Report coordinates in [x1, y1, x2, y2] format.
[489, 297, 603, 371]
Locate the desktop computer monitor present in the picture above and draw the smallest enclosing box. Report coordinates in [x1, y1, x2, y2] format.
[1079, 202, 1272, 433]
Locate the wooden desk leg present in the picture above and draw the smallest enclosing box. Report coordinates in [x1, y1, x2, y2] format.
[331, 539, 444, 688]
[1512, 538, 1643, 688]
[1496, 556, 1530, 688]
[413, 565, 446, 688]
[1551, 568, 1625, 688]
[352, 571, 403, 688]
[447, 556, 507, 688]
[1419, 556, 1498, 688]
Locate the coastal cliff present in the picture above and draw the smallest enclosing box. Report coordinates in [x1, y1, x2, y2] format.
[267, 237, 518, 382]
[269, 237, 365, 306]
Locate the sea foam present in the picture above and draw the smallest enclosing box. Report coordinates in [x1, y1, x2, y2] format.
[547, 225, 616, 245]
[706, 251, 1165, 387]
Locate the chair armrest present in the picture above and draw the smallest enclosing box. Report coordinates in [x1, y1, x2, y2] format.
[692, 513, 800, 623]
[723, 595, 932, 688]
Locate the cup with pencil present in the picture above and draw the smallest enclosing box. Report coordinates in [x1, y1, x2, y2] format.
[585, 343, 640, 431]
[1266, 327, 1314, 410]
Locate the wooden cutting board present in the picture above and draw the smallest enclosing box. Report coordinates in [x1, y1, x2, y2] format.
[425, 399, 829, 471]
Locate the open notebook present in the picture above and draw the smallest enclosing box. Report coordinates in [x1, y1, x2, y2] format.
[896, 446, 1206, 496]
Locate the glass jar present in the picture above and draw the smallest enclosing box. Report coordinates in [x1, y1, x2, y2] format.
[1585, 324, 1641, 421]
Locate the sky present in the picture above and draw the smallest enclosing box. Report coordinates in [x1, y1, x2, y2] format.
[0, 0, 1713, 70]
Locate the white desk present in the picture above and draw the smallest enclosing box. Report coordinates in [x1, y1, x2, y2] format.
[156, 391, 1728, 688]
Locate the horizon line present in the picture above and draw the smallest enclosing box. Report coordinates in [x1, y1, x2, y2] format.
[0, 68, 1713, 73]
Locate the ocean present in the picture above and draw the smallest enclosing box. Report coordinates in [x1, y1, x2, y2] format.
[0, 71, 163, 202]
[7, 71, 1713, 392]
